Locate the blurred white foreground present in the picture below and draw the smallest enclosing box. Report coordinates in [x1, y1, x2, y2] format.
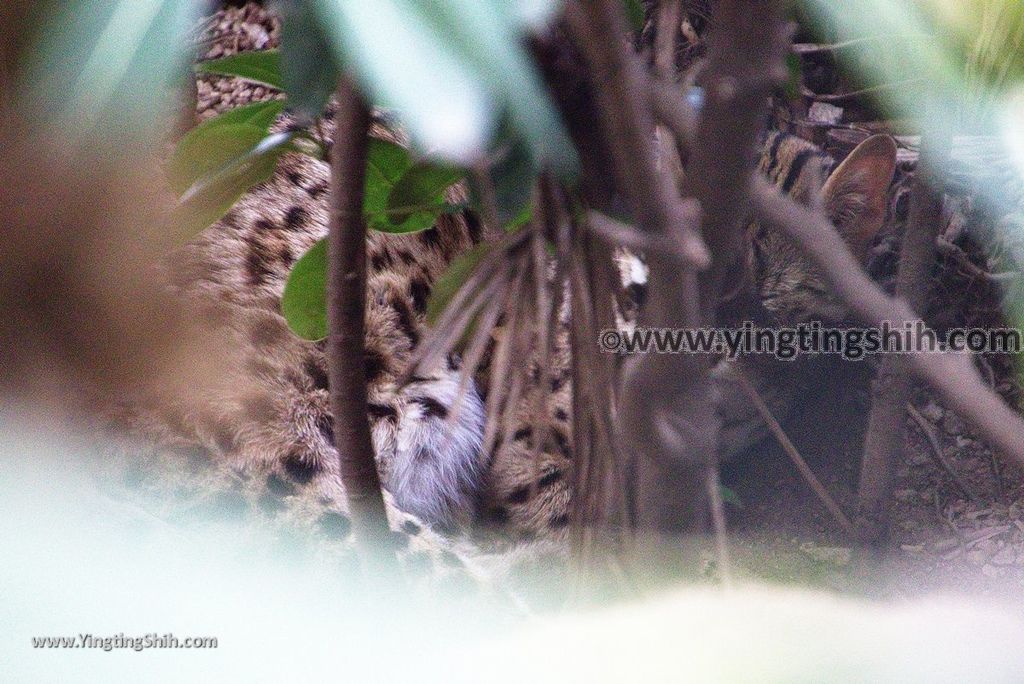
[3, 415, 1023, 683]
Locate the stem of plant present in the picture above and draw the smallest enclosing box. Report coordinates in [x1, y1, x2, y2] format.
[856, 127, 949, 547]
[326, 76, 395, 565]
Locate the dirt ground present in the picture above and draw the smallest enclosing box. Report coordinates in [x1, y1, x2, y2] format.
[721, 351, 1024, 604]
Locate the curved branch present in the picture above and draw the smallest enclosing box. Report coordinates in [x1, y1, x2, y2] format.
[750, 176, 1024, 473]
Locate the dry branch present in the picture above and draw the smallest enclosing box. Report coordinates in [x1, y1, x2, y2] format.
[906, 403, 982, 505]
[326, 76, 393, 559]
[857, 132, 949, 545]
[564, 0, 708, 268]
[750, 177, 1024, 475]
[566, 0, 709, 535]
[735, 366, 856, 537]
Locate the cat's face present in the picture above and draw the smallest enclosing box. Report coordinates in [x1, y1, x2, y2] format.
[753, 134, 898, 325]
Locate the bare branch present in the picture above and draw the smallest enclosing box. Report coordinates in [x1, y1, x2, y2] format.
[326, 75, 393, 559]
[857, 131, 949, 545]
[749, 176, 1024, 473]
[564, 0, 709, 267]
[906, 403, 982, 505]
[735, 366, 857, 537]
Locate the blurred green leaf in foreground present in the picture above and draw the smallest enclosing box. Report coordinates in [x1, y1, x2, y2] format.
[20, 0, 199, 148]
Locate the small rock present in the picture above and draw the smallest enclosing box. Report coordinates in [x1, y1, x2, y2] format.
[919, 401, 944, 422]
[955, 436, 973, 449]
[975, 538, 998, 555]
[967, 547, 994, 566]
[943, 412, 966, 435]
[799, 543, 852, 566]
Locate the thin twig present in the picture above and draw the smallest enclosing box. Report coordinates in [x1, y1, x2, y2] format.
[397, 230, 529, 386]
[750, 177, 1024, 473]
[527, 177, 559, 500]
[444, 269, 511, 429]
[704, 465, 733, 586]
[936, 237, 1018, 283]
[791, 35, 929, 55]
[473, 166, 506, 242]
[800, 79, 925, 104]
[734, 366, 857, 537]
[906, 403, 983, 505]
[564, 0, 709, 268]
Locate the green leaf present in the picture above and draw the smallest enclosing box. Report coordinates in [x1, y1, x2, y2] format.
[314, 0, 493, 162]
[482, 115, 535, 226]
[313, 0, 577, 174]
[277, 1, 341, 116]
[279, 140, 465, 338]
[426, 243, 491, 325]
[170, 100, 284, 190]
[784, 53, 803, 101]
[281, 239, 328, 341]
[195, 50, 284, 89]
[23, 0, 199, 148]
[172, 131, 296, 236]
[405, 0, 579, 175]
[505, 205, 533, 232]
[386, 164, 463, 226]
[362, 139, 463, 233]
[200, 99, 285, 130]
[169, 122, 273, 195]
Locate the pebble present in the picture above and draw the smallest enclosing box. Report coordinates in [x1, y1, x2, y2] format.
[954, 436, 972, 449]
[967, 544, 996, 566]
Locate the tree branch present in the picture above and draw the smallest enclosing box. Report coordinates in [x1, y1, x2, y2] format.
[856, 131, 949, 546]
[566, 0, 709, 536]
[326, 76, 393, 560]
[749, 176, 1024, 474]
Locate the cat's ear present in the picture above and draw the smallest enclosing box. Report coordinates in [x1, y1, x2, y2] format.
[821, 134, 897, 259]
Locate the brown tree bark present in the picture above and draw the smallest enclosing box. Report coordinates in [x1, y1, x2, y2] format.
[856, 132, 949, 546]
[564, 0, 789, 538]
[326, 76, 394, 561]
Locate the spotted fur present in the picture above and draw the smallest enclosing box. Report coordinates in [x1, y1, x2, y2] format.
[116, 5, 898, 562]
[103, 5, 497, 585]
